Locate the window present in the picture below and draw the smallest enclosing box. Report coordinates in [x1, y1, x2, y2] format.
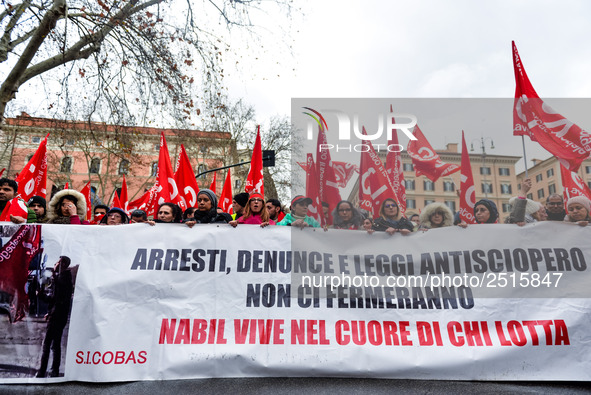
[154, 144, 160, 151]
[445, 200, 456, 212]
[405, 179, 415, 190]
[234, 179, 241, 189]
[403, 163, 414, 172]
[32, 136, 41, 144]
[423, 180, 434, 191]
[90, 158, 101, 174]
[502, 203, 511, 213]
[26, 154, 33, 163]
[537, 188, 545, 199]
[499, 168, 510, 176]
[526, 193, 533, 200]
[588, 182, 591, 189]
[424, 199, 435, 206]
[480, 167, 491, 175]
[406, 199, 416, 209]
[443, 181, 454, 192]
[481, 182, 493, 194]
[548, 184, 556, 195]
[586, 166, 591, 174]
[66, 138, 75, 145]
[197, 164, 207, 177]
[500, 183, 512, 194]
[517, 183, 521, 190]
[535, 174, 543, 182]
[60, 157, 72, 173]
[118, 159, 129, 175]
[150, 162, 158, 177]
[546, 168, 554, 178]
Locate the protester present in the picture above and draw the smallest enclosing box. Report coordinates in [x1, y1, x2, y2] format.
[321, 201, 330, 225]
[0, 178, 36, 223]
[408, 213, 420, 223]
[46, 190, 89, 224]
[36, 256, 74, 378]
[362, 217, 373, 232]
[546, 193, 566, 221]
[473, 199, 499, 224]
[230, 192, 275, 227]
[185, 189, 232, 226]
[372, 199, 413, 235]
[155, 202, 183, 223]
[331, 200, 363, 230]
[505, 179, 536, 225]
[28, 196, 47, 223]
[266, 198, 283, 222]
[183, 207, 197, 222]
[99, 207, 129, 225]
[418, 202, 453, 230]
[130, 209, 155, 226]
[564, 196, 591, 226]
[277, 195, 320, 228]
[91, 204, 109, 224]
[231, 192, 249, 220]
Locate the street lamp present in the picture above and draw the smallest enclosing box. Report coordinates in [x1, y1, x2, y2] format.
[471, 137, 495, 198]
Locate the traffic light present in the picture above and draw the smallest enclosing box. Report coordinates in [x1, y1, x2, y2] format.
[262, 150, 275, 167]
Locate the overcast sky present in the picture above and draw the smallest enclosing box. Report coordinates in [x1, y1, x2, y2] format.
[222, 0, 591, 172]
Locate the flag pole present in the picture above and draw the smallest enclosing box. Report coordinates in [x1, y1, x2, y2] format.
[521, 136, 529, 178]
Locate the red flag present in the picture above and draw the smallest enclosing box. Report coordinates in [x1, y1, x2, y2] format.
[0, 168, 5, 177]
[298, 160, 357, 188]
[305, 153, 324, 225]
[129, 186, 157, 215]
[512, 41, 590, 172]
[209, 171, 217, 195]
[174, 145, 199, 209]
[80, 182, 92, 221]
[118, 176, 129, 212]
[14, 133, 48, 202]
[64, 182, 69, 190]
[0, 197, 28, 222]
[358, 128, 399, 218]
[560, 164, 591, 205]
[0, 225, 41, 322]
[219, 169, 233, 213]
[245, 125, 264, 195]
[112, 192, 122, 209]
[407, 125, 460, 182]
[458, 131, 477, 224]
[386, 107, 407, 214]
[153, 133, 183, 211]
[315, 126, 342, 221]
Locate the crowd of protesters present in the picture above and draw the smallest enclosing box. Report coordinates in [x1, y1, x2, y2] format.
[1, 177, 590, 233]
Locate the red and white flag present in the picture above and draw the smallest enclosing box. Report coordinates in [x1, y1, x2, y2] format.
[512, 41, 590, 172]
[315, 126, 342, 220]
[209, 171, 217, 195]
[358, 128, 398, 218]
[407, 125, 459, 182]
[14, 133, 48, 202]
[386, 108, 407, 214]
[245, 125, 264, 195]
[458, 131, 477, 224]
[560, 164, 591, 204]
[305, 153, 323, 225]
[0, 197, 28, 222]
[219, 169, 233, 213]
[80, 181, 92, 221]
[174, 145, 199, 209]
[129, 185, 158, 216]
[112, 193, 122, 210]
[298, 160, 357, 188]
[153, 133, 183, 212]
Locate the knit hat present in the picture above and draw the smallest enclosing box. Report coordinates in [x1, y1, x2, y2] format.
[198, 189, 218, 210]
[474, 199, 499, 224]
[233, 192, 249, 207]
[28, 195, 46, 210]
[567, 196, 591, 213]
[509, 196, 540, 216]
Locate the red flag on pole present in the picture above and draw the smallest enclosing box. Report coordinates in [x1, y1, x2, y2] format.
[512, 41, 590, 172]
[219, 169, 233, 213]
[305, 153, 324, 225]
[298, 160, 357, 188]
[0, 225, 41, 322]
[14, 133, 48, 202]
[174, 145, 199, 209]
[153, 133, 183, 212]
[80, 181, 92, 221]
[315, 127, 341, 222]
[407, 125, 460, 182]
[386, 108, 407, 215]
[64, 182, 69, 190]
[112, 192, 122, 209]
[209, 171, 217, 195]
[358, 128, 399, 218]
[458, 131, 477, 224]
[129, 185, 157, 214]
[245, 125, 264, 195]
[120, 175, 129, 212]
[560, 164, 591, 204]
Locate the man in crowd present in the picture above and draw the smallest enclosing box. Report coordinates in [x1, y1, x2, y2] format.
[545, 194, 566, 221]
[266, 198, 283, 222]
[0, 178, 36, 223]
[91, 204, 109, 224]
[28, 196, 47, 223]
[231, 192, 249, 220]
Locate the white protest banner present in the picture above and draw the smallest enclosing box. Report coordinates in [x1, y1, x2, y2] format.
[0, 222, 590, 383]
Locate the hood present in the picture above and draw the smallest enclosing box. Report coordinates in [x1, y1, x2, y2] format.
[46, 189, 87, 221]
[419, 202, 454, 228]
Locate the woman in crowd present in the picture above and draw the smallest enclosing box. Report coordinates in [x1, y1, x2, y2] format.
[100, 207, 129, 225]
[155, 202, 183, 223]
[183, 207, 197, 222]
[230, 192, 274, 228]
[46, 190, 89, 225]
[185, 189, 232, 226]
[418, 202, 453, 230]
[372, 199, 413, 235]
[331, 200, 363, 230]
[565, 196, 591, 226]
[473, 199, 499, 224]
